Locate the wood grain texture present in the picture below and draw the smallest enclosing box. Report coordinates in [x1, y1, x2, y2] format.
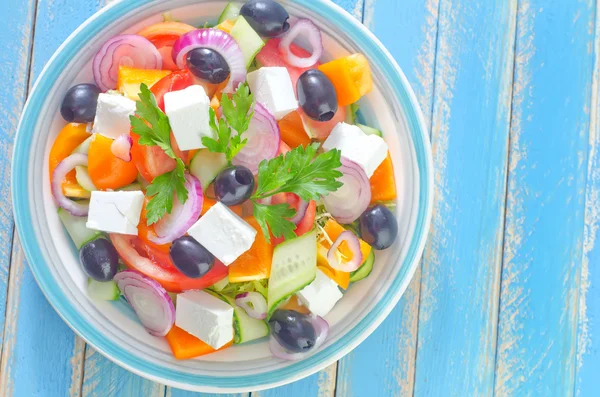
[0, 0, 36, 361]
[336, 0, 438, 395]
[495, 0, 597, 396]
[412, 0, 517, 396]
[576, 2, 600, 394]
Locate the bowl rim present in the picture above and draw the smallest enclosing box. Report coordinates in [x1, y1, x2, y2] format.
[12, 0, 433, 392]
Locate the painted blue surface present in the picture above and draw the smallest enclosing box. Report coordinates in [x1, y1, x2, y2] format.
[3, 0, 600, 396]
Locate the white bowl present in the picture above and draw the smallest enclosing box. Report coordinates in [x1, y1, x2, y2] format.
[12, 0, 433, 392]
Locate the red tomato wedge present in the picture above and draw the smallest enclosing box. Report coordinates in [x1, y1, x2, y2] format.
[256, 39, 347, 140]
[271, 193, 317, 245]
[137, 22, 196, 70]
[110, 234, 228, 293]
[132, 71, 194, 182]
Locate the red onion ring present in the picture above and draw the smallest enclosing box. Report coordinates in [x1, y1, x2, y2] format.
[235, 292, 268, 320]
[52, 153, 90, 217]
[278, 19, 323, 68]
[114, 270, 175, 337]
[110, 134, 133, 162]
[289, 197, 310, 225]
[232, 103, 280, 174]
[322, 157, 371, 224]
[172, 29, 246, 93]
[269, 315, 329, 361]
[150, 174, 204, 245]
[327, 230, 364, 272]
[93, 34, 163, 91]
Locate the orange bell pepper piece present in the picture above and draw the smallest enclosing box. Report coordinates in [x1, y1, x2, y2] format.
[166, 326, 232, 360]
[280, 295, 311, 315]
[201, 197, 243, 217]
[278, 111, 311, 149]
[88, 134, 139, 190]
[49, 123, 92, 198]
[228, 217, 274, 283]
[370, 152, 397, 202]
[117, 66, 171, 100]
[318, 54, 373, 107]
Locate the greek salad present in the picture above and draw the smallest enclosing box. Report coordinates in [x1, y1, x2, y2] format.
[50, 0, 399, 361]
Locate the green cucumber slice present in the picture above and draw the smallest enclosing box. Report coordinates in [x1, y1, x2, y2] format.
[189, 149, 228, 190]
[57, 207, 102, 249]
[118, 182, 144, 192]
[223, 295, 269, 344]
[357, 123, 383, 137]
[75, 166, 97, 192]
[350, 249, 375, 283]
[230, 16, 265, 68]
[267, 230, 317, 317]
[73, 135, 93, 154]
[218, 2, 241, 23]
[87, 279, 120, 301]
[212, 276, 230, 292]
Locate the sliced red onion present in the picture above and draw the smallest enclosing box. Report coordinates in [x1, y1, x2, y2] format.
[52, 153, 90, 217]
[279, 19, 323, 68]
[232, 103, 280, 174]
[93, 35, 163, 91]
[322, 157, 371, 224]
[114, 270, 175, 337]
[110, 134, 133, 162]
[269, 315, 329, 361]
[327, 231, 363, 272]
[289, 197, 309, 225]
[172, 29, 246, 93]
[235, 292, 268, 320]
[150, 174, 203, 245]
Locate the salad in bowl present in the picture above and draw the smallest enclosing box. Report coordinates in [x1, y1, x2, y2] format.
[50, 0, 399, 362]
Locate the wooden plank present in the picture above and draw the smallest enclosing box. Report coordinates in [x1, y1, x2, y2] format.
[576, 1, 600, 394]
[0, 0, 36, 361]
[495, 0, 597, 396]
[168, 387, 249, 397]
[410, 0, 517, 396]
[335, 0, 438, 395]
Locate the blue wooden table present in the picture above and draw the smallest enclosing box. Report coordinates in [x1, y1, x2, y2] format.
[1, 0, 599, 395]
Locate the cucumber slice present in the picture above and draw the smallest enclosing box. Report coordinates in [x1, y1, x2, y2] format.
[223, 295, 269, 344]
[350, 249, 375, 283]
[212, 276, 230, 292]
[189, 149, 228, 190]
[357, 123, 383, 137]
[230, 16, 265, 68]
[57, 207, 102, 249]
[267, 230, 318, 317]
[87, 279, 120, 300]
[75, 166, 97, 192]
[118, 182, 144, 192]
[218, 2, 241, 23]
[73, 135, 93, 154]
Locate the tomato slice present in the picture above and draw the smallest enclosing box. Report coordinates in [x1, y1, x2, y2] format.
[271, 193, 317, 245]
[110, 234, 228, 293]
[137, 22, 196, 70]
[151, 70, 195, 111]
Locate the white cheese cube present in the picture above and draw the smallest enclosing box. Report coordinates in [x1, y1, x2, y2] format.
[176, 290, 234, 349]
[322, 122, 388, 177]
[92, 93, 136, 139]
[86, 191, 144, 235]
[247, 67, 298, 120]
[297, 269, 343, 317]
[164, 85, 214, 151]
[187, 202, 257, 266]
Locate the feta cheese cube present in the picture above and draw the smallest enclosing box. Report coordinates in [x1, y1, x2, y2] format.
[247, 67, 298, 120]
[187, 202, 257, 266]
[297, 269, 343, 317]
[92, 93, 137, 139]
[164, 85, 214, 151]
[322, 122, 388, 177]
[176, 290, 234, 349]
[86, 191, 144, 235]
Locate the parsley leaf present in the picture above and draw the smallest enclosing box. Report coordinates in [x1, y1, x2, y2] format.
[201, 83, 254, 163]
[130, 83, 188, 225]
[253, 202, 297, 242]
[251, 144, 344, 242]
